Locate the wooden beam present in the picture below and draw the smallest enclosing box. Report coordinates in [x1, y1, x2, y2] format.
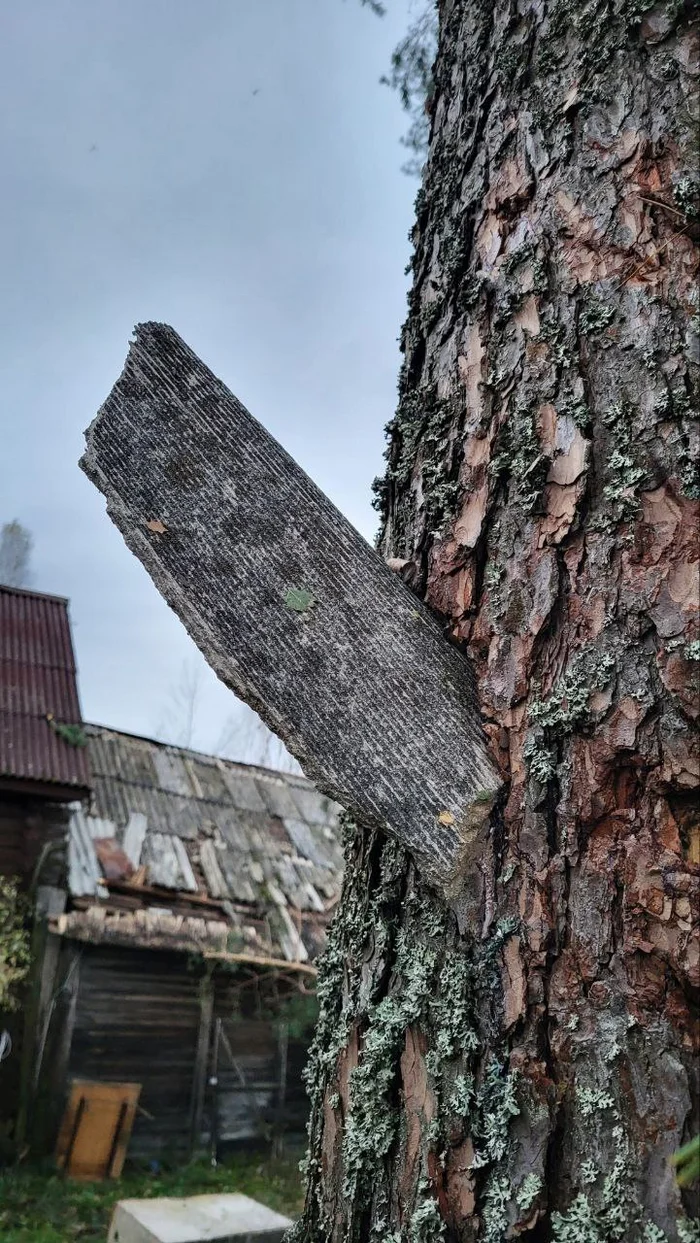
[47, 945, 81, 1151]
[16, 889, 67, 1153]
[81, 323, 502, 891]
[202, 950, 319, 977]
[104, 877, 229, 911]
[273, 1020, 289, 1157]
[189, 967, 214, 1157]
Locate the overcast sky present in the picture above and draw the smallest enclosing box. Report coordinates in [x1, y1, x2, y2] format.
[1, 0, 416, 759]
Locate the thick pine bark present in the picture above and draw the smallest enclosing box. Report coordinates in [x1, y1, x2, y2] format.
[293, 1, 699, 1239]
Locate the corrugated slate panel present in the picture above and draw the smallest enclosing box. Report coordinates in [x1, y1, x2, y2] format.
[122, 812, 148, 867]
[151, 748, 192, 796]
[287, 784, 338, 826]
[145, 833, 198, 891]
[254, 776, 303, 822]
[218, 767, 268, 813]
[0, 586, 91, 792]
[283, 817, 334, 869]
[199, 839, 229, 900]
[186, 756, 230, 803]
[68, 807, 108, 897]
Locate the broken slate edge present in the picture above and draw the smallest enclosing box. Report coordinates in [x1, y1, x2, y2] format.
[81, 323, 502, 892]
[107, 1192, 292, 1243]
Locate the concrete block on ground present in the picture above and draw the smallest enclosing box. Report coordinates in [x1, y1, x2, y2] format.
[107, 1192, 293, 1243]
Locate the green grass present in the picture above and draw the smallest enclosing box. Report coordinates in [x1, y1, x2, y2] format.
[0, 1148, 305, 1242]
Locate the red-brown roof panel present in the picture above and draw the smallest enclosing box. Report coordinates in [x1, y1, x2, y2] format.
[0, 586, 91, 795]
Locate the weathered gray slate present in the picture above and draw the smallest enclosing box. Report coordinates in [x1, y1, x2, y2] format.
[81, 323, 501, 890]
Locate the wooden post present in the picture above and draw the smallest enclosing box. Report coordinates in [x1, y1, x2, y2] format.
[46, 945, 81, 1153]
[15, 889, 67, 1154]
[189, 966, 214, 1158]
[209, 1017, 221, 1167]
[81, 323, 502, 891]
[273, 1021, 289, 1159]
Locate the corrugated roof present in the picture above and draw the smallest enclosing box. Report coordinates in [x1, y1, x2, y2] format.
[64, 725, 344, 964]
[0, 586, 91, 794]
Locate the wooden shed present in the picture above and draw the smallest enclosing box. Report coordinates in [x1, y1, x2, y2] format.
[0, 585, 91, 1144]
[33, 725, 343, 1162]
[0, 584, 91, 881]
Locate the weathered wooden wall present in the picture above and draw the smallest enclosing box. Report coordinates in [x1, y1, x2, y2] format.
[209, 974, 309, 1149]
[34, 943, 311, 1161]
[0, 794, 69, 884]
[66, 946, 200, 1161]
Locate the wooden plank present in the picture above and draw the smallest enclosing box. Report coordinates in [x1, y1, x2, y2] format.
[189, 970, 214, 1156]
[32, 931, 62, 1086]
[202, 950, 318, 977]
[273, 1022, 289, 1157]
[55, 1080, 141, 1179]
[102, 877, 227, 910]
[15, 904, 61, 1152]
[81, 322, 502, 890]
[50, 946, 81, 1133]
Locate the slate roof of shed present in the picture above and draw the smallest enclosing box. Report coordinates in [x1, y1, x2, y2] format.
[0, 585, 91, 795]
[60, 724, 343, 966]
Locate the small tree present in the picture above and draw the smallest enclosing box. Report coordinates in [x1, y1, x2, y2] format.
[0, 521, 32, 589]
[216, 704, 302, 775]
[0, 880, 30, 1014]
[157, 657, 205, 750]
[157, 658, 300, 772]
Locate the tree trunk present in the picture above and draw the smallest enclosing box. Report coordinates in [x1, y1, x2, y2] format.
[292, 1, 699, 1239]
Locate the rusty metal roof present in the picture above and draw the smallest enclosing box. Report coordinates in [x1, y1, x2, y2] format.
[0, 586, 91, 795]
[64, 725, 343, 965]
